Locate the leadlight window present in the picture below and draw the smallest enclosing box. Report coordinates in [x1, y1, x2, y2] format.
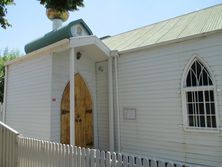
[184, 58, 217, 128]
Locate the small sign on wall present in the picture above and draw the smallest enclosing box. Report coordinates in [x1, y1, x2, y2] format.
[123, 107, 136, 120]
[51, 97, 56, 102]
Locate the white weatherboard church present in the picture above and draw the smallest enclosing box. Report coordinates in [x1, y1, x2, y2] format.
[3, 4, 222, 166]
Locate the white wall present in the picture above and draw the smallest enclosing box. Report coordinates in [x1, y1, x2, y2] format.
[96, 61, 109, 150]
[51, 51, 109, 150]
[6, 54, 52, 140]
[116, 33, 222, 166]
[0, 103, 2, 122]
[51, 50, 98, 142]
[50, 50, 70, 142]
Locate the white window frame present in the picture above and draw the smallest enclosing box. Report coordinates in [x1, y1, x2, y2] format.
[181, 55, 219, 132]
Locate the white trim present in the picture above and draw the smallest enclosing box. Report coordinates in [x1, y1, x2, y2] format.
[93, 83, 98, 148]
[181, 55, 219, 131]
[5, 36, 110, 67]
[181, 54, 216, 88]
[2, 65, 8, 123]
[113, 52, 121, 153]
[183, 126, 221, 133]
[69, 48, 75, 145]
[183, 86, 214, 92]
[214, 85, 220, 130]
[108, 57, 114, 152]
[5, 39, 69, 66]
[0, 121, 19, 134]
[70, 35, 111, 57]
[49, 54, 53, 140]
[76, 72, 98, 148]
[181, 90, 187, 127]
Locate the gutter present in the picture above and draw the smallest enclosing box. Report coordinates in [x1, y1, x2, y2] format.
[108, 50, 121, 153]
[6, 35, 110, 67]
[108, 55, 114, 152]
[112, 51, 121, 152]
[3, 65, 8, 123]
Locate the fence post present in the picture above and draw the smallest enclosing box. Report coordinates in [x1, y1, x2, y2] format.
[111, 152, 117, 167]
[128, 155, 134, 167]
[117, 153, 122, 167]
[150, 159, 157, 167]
[158, 160, 165, 167]
[14, 133, 19, 167]
[167, 162, 174, 167]
[135, 157, 141, 167]
[96, 149, 100, 167]
[101, 151, 106, 167]
[0, 121, 20, 167]
[123, 155, 128, 167]
[143, 158, 149, 167]
[90, 149, 96, 167]
[86, 148, 91, 167]
[81, 147, 86, 167]
[106, 151, 111, 167]
[0, 121, 202, 167]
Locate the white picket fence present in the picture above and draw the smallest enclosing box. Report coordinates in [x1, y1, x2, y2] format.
[18, 137, 192, 167]
[0, 121, 19, 167]
[0, 121, 200, 167]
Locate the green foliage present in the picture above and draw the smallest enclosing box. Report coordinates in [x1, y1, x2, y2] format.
[0, 48, 21, 102]
[0, 0, 15, 29]
[38, 0, 84, 11]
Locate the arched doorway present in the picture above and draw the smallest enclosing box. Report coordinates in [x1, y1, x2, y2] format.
[60, 73, 93, 147]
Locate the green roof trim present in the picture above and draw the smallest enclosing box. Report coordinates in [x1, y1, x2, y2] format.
[24, 19, 93, 54]
[103, 4, 222, 52]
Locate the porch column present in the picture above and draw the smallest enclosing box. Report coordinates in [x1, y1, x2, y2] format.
[108, 56, 114, 152]
[113, 51, 121, 153]
[69, 47, 75, 145]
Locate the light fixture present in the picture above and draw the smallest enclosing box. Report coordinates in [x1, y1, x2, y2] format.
[98, 66, 104, 72]
[76, 52, 82, 60]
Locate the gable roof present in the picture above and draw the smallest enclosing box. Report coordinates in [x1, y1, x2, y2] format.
[24, 19, 93, 54]
[103, 4, 222, 52]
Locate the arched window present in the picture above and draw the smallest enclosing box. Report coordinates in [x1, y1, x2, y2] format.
[182, 57, 217, 129]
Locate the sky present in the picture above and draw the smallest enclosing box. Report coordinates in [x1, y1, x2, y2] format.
[1, 0, 222, 54]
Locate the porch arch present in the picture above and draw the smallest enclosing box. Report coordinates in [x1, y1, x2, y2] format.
[60, 73, 94, 147]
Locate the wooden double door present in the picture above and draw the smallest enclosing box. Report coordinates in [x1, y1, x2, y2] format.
[61, 74, 93, 147]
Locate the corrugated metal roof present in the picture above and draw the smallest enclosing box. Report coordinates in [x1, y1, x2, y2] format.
[103, 4, 222, 52]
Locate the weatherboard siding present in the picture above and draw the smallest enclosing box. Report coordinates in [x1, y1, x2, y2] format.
[96, 61, 109, 150]
[50, 51, 97, 142]
[50, 51, 109, 150]
[116, 33, 222, 166]
[6, 54, 52, 140]
[50, 51, 70, 143]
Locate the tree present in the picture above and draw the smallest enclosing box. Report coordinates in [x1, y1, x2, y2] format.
[0, 48, 21, 102]
[38, 0, 84, 11]
[0, 0, 15, 29]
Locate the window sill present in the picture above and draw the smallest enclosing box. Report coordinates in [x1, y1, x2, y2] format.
[183, 126, 221, 133]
